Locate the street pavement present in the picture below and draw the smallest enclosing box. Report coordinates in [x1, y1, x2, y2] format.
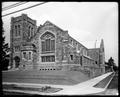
[3, 72, 115, 95]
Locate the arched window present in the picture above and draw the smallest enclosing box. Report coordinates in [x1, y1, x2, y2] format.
[95, 61, 97, 64]
[70, 55, 73, 60]
[18, 25, 20, 36]
[71, 39, 73, 45]
[15, 25, 17, 36]
[28, 52, 32, 60]
[41, 32, 55, 62]
[14, 46, 20, 52]
[28, 26, 31, 38]
[31, 27, 33, 37]
[23, 52, 27, 59]
[41, 32, 55, 53]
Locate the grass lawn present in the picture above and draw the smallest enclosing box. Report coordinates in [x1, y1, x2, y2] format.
[93, 73, 114, 88]
[107, 72, 118, 89]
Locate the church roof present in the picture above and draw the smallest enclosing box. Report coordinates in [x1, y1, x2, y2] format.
[68, 35, 88, 50]
[88, 48, 100, 50]
[43, 20, 66, 32]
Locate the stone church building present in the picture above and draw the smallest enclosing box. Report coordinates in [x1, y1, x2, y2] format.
[10, 14, 105, 75]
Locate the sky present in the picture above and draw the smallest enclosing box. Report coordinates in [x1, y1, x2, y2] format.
[2, 2, 118, 66]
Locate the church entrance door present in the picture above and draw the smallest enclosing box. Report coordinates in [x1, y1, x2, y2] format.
[14, 56, 20, 68]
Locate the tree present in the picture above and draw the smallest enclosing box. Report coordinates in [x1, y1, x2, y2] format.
[108, 57, 114, 67]
[1, 21, 10, 70]
[113, 63, 118, 72]
[108, 57, 118, 72]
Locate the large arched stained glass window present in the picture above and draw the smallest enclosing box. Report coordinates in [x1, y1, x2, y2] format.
[41, 32, 55, 62]
[41, 31, 55, 53]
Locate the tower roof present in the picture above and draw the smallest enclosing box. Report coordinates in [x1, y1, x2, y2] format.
[100, 39, 104, 48]
[100, 39, 104, 53]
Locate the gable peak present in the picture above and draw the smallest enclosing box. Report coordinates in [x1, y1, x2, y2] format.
[44, 20, 53, 25]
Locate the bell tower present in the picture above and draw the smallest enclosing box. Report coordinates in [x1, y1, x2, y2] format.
[21, 14, 37, 42]
[10, 14, 37, 69]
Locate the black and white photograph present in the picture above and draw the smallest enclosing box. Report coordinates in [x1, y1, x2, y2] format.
[2, 2, 118, 95]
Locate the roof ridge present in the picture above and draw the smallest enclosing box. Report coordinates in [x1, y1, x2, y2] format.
[43, 20, 65, 32]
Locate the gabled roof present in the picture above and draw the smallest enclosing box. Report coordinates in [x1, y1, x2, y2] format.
[43, 20, 65, 32]
[30, 20, 67, 42]
[68, 35, 88, 50]
[29, 20, 101, 52]
[88, 48, 100, 51]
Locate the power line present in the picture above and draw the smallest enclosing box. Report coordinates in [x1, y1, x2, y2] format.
[2, 2, 29, 11]
[2, 2, 21, 9]
[2, 2, 48, 17]
[2, 2, 28, 11]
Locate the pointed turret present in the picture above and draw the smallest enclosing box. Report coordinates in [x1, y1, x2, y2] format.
[99, 39, 105, 65]
[100, 39, 104, 52]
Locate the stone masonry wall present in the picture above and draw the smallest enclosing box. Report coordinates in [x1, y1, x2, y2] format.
[36, 21, 69, 68]
[10, 14, 37, 69]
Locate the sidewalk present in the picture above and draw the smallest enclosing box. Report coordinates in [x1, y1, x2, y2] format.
[3, 72, 114, 95]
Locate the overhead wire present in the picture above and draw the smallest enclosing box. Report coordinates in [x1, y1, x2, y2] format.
[3, 2, 22, 10]
[2, 2, 29, 11]
[2, 2, 48, 17]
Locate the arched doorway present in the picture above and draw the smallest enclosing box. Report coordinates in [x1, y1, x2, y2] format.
[14, 56, 20, 68]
